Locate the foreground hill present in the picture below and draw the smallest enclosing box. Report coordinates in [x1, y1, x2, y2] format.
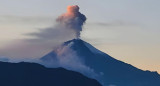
[0, 61, 101, 86]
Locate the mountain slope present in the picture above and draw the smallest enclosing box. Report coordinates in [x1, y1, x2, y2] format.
[0, 61, 102, 86]
[41, 39, 160, 86]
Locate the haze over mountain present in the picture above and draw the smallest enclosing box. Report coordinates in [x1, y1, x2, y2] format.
[41, 39, 160, 86]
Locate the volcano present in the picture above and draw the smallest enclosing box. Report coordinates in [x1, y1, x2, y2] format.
[41, 39, 160, 86]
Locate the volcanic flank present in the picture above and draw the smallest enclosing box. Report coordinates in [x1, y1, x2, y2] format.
[40, 39, 160, 86]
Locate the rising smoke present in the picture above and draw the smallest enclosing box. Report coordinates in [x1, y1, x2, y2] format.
[0, 5, 86, 58]
[56, 5, 86, 38]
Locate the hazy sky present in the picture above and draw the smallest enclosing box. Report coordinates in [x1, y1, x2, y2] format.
[0, 0, 160, 73]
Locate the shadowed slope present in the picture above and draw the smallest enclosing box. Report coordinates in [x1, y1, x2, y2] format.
[0, 61, 102, 86]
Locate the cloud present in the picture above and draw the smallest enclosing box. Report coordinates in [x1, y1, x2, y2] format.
[87, 21, 137, 27]
[0, 15, 54, 25]
[0, 56, 9, 62]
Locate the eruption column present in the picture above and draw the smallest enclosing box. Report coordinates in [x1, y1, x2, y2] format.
[56, 5, 87, 38]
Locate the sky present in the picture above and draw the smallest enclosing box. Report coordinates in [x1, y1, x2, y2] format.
[0, 0, 160, 73]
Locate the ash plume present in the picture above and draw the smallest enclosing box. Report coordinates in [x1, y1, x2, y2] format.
[0, 5, 87, 58]
[56, 5, 86, 38]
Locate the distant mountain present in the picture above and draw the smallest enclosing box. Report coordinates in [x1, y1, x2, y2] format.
[41, 39, 160, 86]
[0, 61, 102, 86]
